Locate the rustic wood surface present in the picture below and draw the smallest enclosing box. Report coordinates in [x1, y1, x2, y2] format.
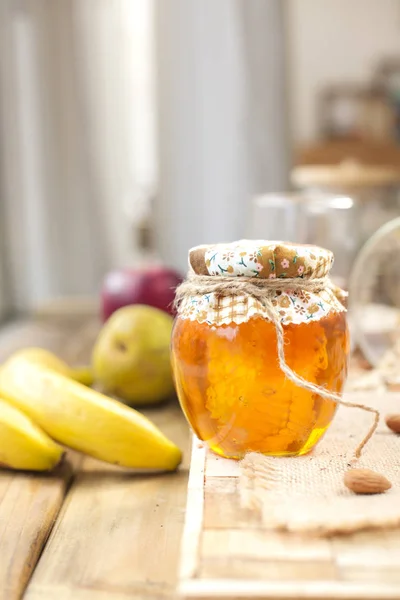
[0, 458, 80, 600]
[1, 308, 396, 600]
[0, 312, 190, 600]
[180, 434, 400, 600]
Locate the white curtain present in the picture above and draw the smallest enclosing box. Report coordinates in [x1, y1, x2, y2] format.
[0, 0, 288, 309]
[154, 0, 289, 273]
[0, 0, 156, 312]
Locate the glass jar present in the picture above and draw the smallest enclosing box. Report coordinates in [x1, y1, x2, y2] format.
[291, 161, 400, 286]
[349, 217, 400, 367]
[171, 240, 350, 459]
[248, 192, 358, 288]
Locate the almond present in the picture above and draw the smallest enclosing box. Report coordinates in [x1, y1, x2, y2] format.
[344, 469, 392, 495]
[385, 414, 400, 433]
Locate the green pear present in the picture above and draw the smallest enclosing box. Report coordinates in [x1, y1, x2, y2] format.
[92, 305, 175, 406]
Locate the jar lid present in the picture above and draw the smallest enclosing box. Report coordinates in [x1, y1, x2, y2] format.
[189, 240, 333, 280]
[292, 160, 400, 190]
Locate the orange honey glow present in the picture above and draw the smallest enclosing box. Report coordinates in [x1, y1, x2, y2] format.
[171, 312, 349, 459]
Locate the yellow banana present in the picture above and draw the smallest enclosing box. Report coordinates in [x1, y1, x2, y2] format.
[8, 347, 94, 386]
[0, 355, 182, 471]
[70, 365, 93, 386]
[0, 398, 63, 471]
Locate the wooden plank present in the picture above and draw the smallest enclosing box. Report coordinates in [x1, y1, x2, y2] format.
[180, 579, 400, 600]
[179, 438, 206, 583]
[205, 453, 240, 478]
[0, 320, 72, 364]
[0, 316, 89, 600]
[204, 477, 260, 529]
[200, 530, 335, 581]
[0, 458, 80, 600]
[0, 313, 189, 599]
[332, 530, 400, 567]
[32, 296, 99, 319]
[179, 413, 400, 600]
[333, 529, 400, 583]
[201, 530, 332, 562]
[339, 566, 400, 584]
[0, 316, 99, 367]
[24, 588, 137, 600]
[25, 404, 190, 600]
[200, 558, 337, 581]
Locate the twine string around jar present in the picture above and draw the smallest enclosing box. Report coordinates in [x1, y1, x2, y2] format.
[175, 273, 380, 461]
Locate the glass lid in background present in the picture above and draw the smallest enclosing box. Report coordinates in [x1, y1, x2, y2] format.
[349, 217, 400, 367]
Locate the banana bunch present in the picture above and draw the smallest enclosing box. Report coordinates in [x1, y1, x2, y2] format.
[0, 348, 182, 472]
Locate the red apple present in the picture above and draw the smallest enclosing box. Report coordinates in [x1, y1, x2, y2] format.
[101, 266, 183, 321]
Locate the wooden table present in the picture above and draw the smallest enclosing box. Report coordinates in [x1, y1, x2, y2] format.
[0, 313, 190, 600]
[180, 435, 400, 600]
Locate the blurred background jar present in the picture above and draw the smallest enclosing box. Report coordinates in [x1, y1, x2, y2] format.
[248, 191, 358, 288]
[249, 161, 400, 288]
[348, 216, 400, 369]
[291, 161, 400, 285]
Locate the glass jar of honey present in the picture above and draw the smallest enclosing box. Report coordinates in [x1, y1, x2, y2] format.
[171, 240, 349, 459]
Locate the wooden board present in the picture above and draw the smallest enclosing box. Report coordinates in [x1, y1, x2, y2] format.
[0, 309, 192, 599]
[179, 436, 400, 600]
[25, 403, 191, 600]
[0, 307, 389, 599]
[0, 458, 80, 600]
[0, 316, 92, 600]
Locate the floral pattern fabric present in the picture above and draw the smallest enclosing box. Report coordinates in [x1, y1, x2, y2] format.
[178, 288, 345, 327]
[189, 240, 333, 280]
[181, 240, 345, 326]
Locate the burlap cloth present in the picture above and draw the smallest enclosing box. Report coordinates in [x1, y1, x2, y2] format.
[239, 394, 400, 536]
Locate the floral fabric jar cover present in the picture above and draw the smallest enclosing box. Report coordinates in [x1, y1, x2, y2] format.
[179, 240, 345, 326]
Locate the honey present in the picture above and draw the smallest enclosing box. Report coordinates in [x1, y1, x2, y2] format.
[172, 311, 349, 458]
[172, 240, 349, 459]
